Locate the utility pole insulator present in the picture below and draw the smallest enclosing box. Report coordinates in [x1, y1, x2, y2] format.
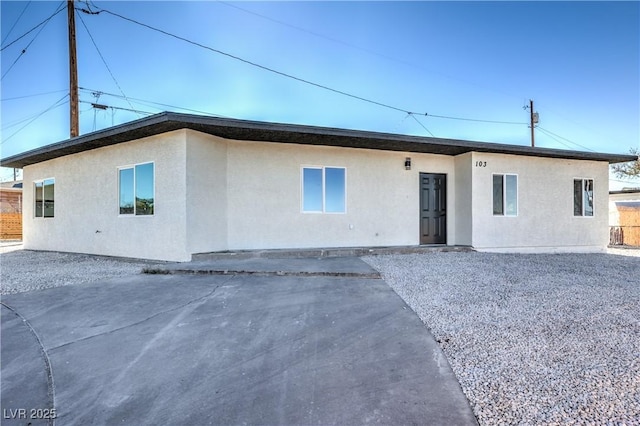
[68, 0, 79, 138]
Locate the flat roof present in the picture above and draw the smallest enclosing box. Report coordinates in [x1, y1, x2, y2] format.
[1, 112, 637, 168]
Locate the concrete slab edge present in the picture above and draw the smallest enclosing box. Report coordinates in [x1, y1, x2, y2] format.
[192, 245, 474, 261]
[142, 268, 381, 279]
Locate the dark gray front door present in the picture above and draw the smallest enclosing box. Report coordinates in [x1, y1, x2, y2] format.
[420, 173, 447, 244]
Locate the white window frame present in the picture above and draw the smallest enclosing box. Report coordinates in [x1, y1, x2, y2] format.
[34, 177, 55, 218]
[492, 173, 518, 217]
[118, 162, 155, 217]
[300, 165, 347, 214]
[573, 178, 594, 217]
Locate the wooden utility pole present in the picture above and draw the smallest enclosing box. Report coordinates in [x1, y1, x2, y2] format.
[529, 99, 535, 147]
[68, 0, 79, 137]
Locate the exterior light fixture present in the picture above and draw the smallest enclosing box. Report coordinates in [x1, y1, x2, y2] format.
[405, 157, 412, 170]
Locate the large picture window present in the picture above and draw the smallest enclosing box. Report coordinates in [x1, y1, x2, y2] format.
[302, 166, 346, 213]
[493, 174, 517, 216]
[34, 178, 54, 218]
[574, 179, 594, 217]
[119, 162, 154, 215]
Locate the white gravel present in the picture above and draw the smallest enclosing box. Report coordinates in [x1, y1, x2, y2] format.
[363, 252, 640, 425]
[0, 250, 152, 295]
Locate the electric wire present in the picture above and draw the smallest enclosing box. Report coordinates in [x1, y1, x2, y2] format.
[1, 1, 66, 80]
[535, 127, 575, 150]
[537, 126, 595, 152]
[217, 1, 524, 104]
[89, 7, 410, 115]
[409, 113, 434, 137]
[78, 87, 234, 118]
[2, 1, 32, 45]
[78, 100, 156, 116]
[218, 1, 374, 58]
[2, 91, 70, 129]
[2, 111, 52, 131]
[84, 5, 532, 128]
[1, 94, 69, 145]
[427, 114, 526, 125]
[1, 89, 67, 102]
[76, 13, 141, 117]
[0, 1, 65, 51]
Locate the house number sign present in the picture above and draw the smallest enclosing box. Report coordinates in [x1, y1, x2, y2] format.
[475, 161, 487, 167]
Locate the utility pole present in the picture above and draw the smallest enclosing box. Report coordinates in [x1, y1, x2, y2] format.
[67, 0, 79, 138]
[528, 99, 539, 148]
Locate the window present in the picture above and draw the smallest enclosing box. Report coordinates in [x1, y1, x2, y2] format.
[574, 179, 594, 217]
[119, 162, 154, 215]
[493, 174, 517, 216]
[302, 166, 346, 213]
[34, 179, 54, 218]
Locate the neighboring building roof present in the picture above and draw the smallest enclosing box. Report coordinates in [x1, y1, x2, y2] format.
[1, 112, 637, 168]
[610, 189, 640, 195]
[0, 181, 23, 190]
[614, 201, 640, 207]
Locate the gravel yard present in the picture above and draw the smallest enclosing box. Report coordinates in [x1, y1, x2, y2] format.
[363, 252, 640, 425]
[0, 250, 153, 295]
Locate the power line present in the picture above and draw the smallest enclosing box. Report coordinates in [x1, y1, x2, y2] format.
[89, 7, 411, 115]
[84, 5, 531, 129]
[409, 113, 434, 137]
[2, 1, 32, 45]
[536, 127, 575, 150]
[0, 1, 65, 52]
[427, 114, 526, 125]
[78, 100, 156, 116]
[1, 1, 66, 80]
[1, 94, 69, 145]
[78, 87, 234, 118]
[76, 13, 141, 117]
[1, 89, 67, 102]
[537, 126, 595, 152]
[217, 1, 524, 104]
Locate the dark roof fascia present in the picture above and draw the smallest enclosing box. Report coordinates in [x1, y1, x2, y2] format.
[2, 111, 637, 168]
[609, 189, 640, 195]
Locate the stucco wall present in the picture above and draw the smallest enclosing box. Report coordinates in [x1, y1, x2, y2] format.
[454, 152, 473, 246]
[224, 138, 457, 250]
[470, 152, 609, 252]
[23, 131, 191, 261]
[185, 131, 228, 254]
[21, 128, 614, 260]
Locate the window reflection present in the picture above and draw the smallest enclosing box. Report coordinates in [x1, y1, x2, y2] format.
[119, 163, 154, 215]
[135, 163, 154, 215]
[325, 168, 345, 213]
[119, 168, 134, 214]
[302, 167, 346, 213]
[303, 168, 323, 212]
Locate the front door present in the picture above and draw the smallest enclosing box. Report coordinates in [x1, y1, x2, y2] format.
[420, 173, 447, 244]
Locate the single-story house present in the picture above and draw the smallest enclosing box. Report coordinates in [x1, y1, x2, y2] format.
[1, 112, 636, 261]
[609, 189, 640, 246]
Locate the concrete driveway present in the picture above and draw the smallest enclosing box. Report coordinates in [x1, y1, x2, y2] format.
[1, 256, 476, 425]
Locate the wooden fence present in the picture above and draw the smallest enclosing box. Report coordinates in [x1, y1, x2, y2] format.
[0, 213, 22, 240]
[609, 205, 640, 247]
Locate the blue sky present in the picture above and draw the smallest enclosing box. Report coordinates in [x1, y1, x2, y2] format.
[1, 1, 639, 188]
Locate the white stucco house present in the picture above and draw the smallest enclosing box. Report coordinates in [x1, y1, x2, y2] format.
[1, 112, 636, 261]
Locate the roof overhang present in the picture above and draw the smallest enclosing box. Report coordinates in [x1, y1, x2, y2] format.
[1, 112, 637, 168]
